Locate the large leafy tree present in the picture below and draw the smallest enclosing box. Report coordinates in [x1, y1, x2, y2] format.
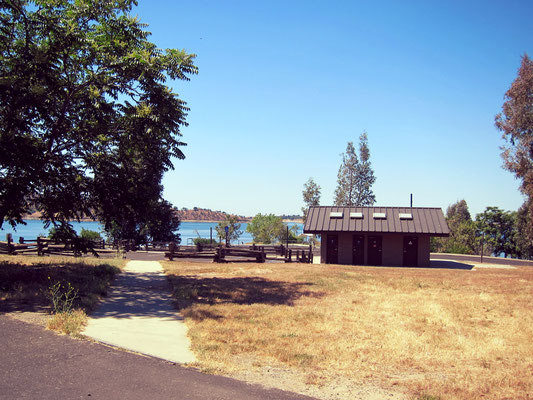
[495, 54, 533, 243]
[334, 132, 376, 206]
[246, 213, 285, 244]
[0, 0, 197, 239]
[515, 200, 533, 259]
[446, 199, 471, 222]
[431, 199, 478, 255]
[476, 207, 519, 258]
[301, 177, 320, 223]
[496, 54, 533, 197]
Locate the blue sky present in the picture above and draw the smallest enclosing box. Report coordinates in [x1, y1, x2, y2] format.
[134, 0, 532, 218]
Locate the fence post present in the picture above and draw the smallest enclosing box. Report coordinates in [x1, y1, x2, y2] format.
[6, 234, 14, 255]
[19, 237, 24, 244]
[168, 241, 176, 261]
[37, 236, 43, 256]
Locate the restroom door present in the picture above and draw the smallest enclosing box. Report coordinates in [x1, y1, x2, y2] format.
[403, 236, 418, 267]
[367, 236, 382, 266]
[352, 235, 365, 265]
[326, 235, 338, 264]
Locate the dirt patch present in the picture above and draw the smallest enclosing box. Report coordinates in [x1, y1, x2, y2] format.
[226, 355, 407, 400]
[0, 301, 51, 327]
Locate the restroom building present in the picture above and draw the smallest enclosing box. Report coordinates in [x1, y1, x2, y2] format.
[303, 206, 449, 267]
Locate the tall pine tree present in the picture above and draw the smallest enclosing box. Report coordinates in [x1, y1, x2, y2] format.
[334, 132, 376, 206]
[302, 177, 321, 222]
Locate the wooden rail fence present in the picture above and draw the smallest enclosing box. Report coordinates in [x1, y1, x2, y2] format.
[165, 243, 314, 264]
[0, 233, 315, 264]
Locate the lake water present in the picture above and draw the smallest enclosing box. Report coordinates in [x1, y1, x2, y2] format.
[1, 220, 303, 245]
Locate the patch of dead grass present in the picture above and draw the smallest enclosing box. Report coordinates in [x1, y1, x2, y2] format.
[163, 261, 533, 400]
[47, 309, 88, 336]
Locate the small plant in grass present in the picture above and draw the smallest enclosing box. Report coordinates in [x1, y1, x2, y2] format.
[174, 286, 199, 300]
[47, 278, 79, 314]
[47, 309, 87, 336]
[46, 278, 87, 335]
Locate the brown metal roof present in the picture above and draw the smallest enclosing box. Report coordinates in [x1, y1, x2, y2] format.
[303, 206, 450, 236]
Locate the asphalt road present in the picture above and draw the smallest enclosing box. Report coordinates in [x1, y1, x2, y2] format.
[0, 316, 315, 400]
[430, 252, 533, 267]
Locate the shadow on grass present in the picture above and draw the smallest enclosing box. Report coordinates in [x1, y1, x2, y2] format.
[168, 275, 323, 312]
[0, 260, 120, 313]
[429, 260, 474, 270]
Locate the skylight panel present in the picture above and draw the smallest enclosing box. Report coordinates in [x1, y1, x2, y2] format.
[330, 212, 343, 218]
[350, 212, 363, 219]
[399, 213, 413, 220]
[373, 212, 386, 219]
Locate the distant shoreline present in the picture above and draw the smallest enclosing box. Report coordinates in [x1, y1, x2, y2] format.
[22, 217, 302, 224]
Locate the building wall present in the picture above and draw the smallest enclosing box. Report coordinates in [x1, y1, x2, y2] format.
[320, 235, 326, 263]
[418, 235, 430, 267]
[382, 233, 403, 266]
[319, 232, 432, 267]
[338, 233, 353, 264]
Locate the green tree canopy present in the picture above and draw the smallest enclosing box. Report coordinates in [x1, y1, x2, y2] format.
[495, 54, 533, 202]
[495, 54, 533, 257]
[0, 0, 197, 240]
[446, 199, 471, 222]
[431, 199, 478, 255]
[215, 215, 243, 244]
[334, 132, 376, 206]
[246, 213, 285, 244]
[301, 177, 320, 223]
[476, 207, 519, 258]
[516, 200, 533, 259]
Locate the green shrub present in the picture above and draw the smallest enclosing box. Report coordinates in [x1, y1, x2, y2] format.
[193, 237, 218, 247]
[80, 228, 102, 241]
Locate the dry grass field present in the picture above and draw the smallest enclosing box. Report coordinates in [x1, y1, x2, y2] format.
[163, 260, 533, 400]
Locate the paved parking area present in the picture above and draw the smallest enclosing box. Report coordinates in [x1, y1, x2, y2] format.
[0, 316, 316, 400]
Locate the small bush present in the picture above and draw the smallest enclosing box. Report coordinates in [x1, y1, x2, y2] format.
[193, 237, 218, 251]
[47, 279, 79, 314]
[174, 287, 199, 300]
[193, 238, 218, 246]
[80, 228, 102, 241]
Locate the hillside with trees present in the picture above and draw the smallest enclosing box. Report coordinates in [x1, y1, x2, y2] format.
[177, 208, 249, 222]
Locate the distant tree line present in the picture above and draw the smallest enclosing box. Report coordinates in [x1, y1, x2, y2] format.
[431, 199, 533, 259]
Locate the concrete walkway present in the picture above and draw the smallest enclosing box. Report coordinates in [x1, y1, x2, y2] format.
[83, 260, 195, 364]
